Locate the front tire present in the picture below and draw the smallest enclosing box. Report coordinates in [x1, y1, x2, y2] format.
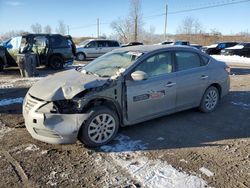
[76, 52, 86, 61]
[199, 86, 219, 113]
[0, 59, 4, 72]
[78, 106, 119, 147]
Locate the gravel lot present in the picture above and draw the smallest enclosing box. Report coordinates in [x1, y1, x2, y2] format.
[0, 61, 249, 188]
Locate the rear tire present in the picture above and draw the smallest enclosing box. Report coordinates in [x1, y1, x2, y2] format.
[76, 52, 86, 61]
[49, 55, 64, 70]
[0, 59, 4, 72]
[199, 86, 219, 113]
[78, 106, 119, 147]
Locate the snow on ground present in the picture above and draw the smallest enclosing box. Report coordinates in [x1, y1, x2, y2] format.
[0, 77, 42, 88]
[212, 55, 250, 66]
[101, 134, 209, 188]
[231, 102, 250, 109]
[199, 167, 214, 177]
[0, 121, 13, 140]
[24, 144, 40, 152]
[0, 97, 23, 106]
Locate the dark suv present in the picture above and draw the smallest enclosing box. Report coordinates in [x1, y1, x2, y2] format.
[202, 42, 238, 55]
[0, 46, 7, 71]
[3, 34, 76, 70]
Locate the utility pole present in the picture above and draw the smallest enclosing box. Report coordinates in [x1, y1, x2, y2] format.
[134, 15, 138, 42]
[164, 2, 168, 40]
[67, 25, 69, 35]
[97, 18, 100, 38]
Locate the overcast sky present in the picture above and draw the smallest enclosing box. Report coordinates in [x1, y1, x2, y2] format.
[0, 0, 250, 37]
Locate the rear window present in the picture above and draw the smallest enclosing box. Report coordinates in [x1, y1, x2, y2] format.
[50, 36, 68, 47]
[108, 41, 119, 47]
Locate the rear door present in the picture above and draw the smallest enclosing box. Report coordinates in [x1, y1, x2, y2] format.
[174, 51, 210, 109]
[126, 51, 177, 123]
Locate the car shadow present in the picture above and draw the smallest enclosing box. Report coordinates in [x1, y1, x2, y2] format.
[98, 90, 250, 153]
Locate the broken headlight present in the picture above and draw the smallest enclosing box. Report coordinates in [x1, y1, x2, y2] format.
[54, 98, 86, 114]
[36, 102, 59, 114]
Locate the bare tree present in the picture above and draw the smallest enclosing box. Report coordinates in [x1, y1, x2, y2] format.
[44, 25, 52, 34]
[111, 18, 131, 43]
[129, 0, 142, 41]
[176, 17, 203, 34]
[31, 23, 42, 33]
[0, 30, 29, 40]
[110, 0, 143, 43]
[56, 20, 66, 35]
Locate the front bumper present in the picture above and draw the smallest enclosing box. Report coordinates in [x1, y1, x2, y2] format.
[23, 94, 89, 144]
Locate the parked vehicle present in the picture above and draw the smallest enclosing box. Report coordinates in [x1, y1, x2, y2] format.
[174, 41, 190, 45]
[3, 34, 76, 70]
[221, 42, 250, 57]
[202, 42, 238, 55]
[121, 42, 143, 47]
[159, 41, 174, 45]
[23, 45, 230, 147]
[76, 39, 120, 61]
[0, 46, 7, 71]
[190, 44, 203, 50]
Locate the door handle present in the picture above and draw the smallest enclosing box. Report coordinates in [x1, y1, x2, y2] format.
[200, 75, 208, 80]
[166, 82, 176, 87]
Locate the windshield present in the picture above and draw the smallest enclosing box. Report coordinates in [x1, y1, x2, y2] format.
[79, 39, 91, 46]
[81, 51, 143, 77]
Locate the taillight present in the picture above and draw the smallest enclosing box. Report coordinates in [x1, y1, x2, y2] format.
[225, 66, 230, 74]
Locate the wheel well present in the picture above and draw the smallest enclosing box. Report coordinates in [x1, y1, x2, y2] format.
[209, 83, 222, 98]
[76, 52, 86, 59]
[83, 98, 122, 124]
[49, 53, 64, 61]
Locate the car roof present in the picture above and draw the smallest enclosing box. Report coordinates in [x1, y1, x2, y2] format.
[89, 39, 118, 42]
[113, 45, 198, 54]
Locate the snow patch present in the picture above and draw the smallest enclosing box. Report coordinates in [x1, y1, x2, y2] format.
[212, 55, 250, 65]
[101, 134, 148, 152]
[0, 77, 42, 88]
[226, 45, 244, 50]
[199, 167, 214, 177]
[157, 137, 165, 141]
[24, 144, 40, 151]
[180, 159, 188, 163]
[231, 102, 250, 109]
[0, 97, 23, 106]
[101, 134, 208, 188]
[0, 124, 13, 140]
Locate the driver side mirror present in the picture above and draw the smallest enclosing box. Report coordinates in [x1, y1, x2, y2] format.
[131, 71, 148, 81]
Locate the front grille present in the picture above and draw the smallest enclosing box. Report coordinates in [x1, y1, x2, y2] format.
[24, 94, 41, 113]
[33, 128, 61, 138]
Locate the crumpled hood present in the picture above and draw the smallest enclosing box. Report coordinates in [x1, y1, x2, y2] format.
[28, 69, 109, 101]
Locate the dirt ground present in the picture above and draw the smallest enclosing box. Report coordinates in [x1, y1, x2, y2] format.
[0, 63, 249, 188]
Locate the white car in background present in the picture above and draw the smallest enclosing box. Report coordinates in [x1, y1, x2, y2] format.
[76, 39, 120, 61]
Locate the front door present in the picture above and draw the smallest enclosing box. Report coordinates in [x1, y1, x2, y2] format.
[126, 51, 177, 123]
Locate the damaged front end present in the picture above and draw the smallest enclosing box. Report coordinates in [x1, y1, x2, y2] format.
[23, 93, 92, 144]
[23, 69, 120, 144]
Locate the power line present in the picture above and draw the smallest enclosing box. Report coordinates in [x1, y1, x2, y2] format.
[69, 0, 250, 30]
[168, 0, 250, 14]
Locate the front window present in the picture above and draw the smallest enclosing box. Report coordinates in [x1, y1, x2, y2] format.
[79, 40, 91, 46]
[81, 51, 143, 77]
[134, 52, 173, 77]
